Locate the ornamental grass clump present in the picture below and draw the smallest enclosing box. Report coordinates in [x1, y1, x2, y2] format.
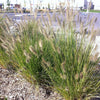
[41, 7, 100, 100]
[0, 5, 100, 100]
[11, 22, 51, 86]
[42, 30, 100, 100]
[0, 16, 10, 69]
[0, 18, 52, 90]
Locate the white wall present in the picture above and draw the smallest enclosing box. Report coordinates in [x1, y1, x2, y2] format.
[93, 0, 100, 10]
[70, 0, 84, 8]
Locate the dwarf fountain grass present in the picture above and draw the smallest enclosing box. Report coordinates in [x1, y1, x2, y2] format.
[0, 17, 11, 68]
[0, 6, 100, 100]
[7, 21, 52, 89]
[40, 8, 100, 100]
[42, 29, 100, 100]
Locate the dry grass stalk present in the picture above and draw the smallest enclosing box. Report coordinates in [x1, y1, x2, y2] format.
[80, 22, 84, 34]
[61, 61, 66, 73]
[90, 17, 96, 26]
[41, 13, 48, 27]
[3, 21, 10, 33]
[29, 45, 38, 57]
[0, 37, 5, 43]
[39, 40, 42, 48]
[57, 17, 61, 27]
[90, 30, 96, 41]
[1, 43, 9, 51]
[52, 12, 56, 22]
[42, 28, 49, 40]
[75, 73, 79, 80]
[60, 73, 66, 80]
[94, 52, 99, 60]
[5, 15, 13, 26]
[23, 50, 27, 57]
[42, 58, 50, 67]
[57, 47, 60, 54]
[34, 10, 38, 19]
[16, 36, 21, 43]
[94, 45, 98, 51]
[80, 72, 83, 79]
[47, 12, 52, 26]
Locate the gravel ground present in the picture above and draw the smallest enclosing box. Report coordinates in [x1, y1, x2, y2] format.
[0, 67, 64, 100]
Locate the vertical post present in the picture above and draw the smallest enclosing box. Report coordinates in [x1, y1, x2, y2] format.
[33, 0, 34, 12]
[87, 1, 89, 13]
[87, 0, 91, 13]
[29, 0, 32, 14]
[16, 0, 17, 4]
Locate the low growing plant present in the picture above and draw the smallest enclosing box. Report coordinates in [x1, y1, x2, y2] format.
[41, 8, 100, 100]
[0, 7, 100, 100]
[42, 29, 100, 100]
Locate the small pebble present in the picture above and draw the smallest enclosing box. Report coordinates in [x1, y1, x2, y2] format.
[0, 67, 64, 100]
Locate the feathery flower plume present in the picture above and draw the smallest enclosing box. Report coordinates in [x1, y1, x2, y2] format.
[29, 45, 38, 57]
[61, 61, 66, 73]
[80, 72, 83, 79]
[16, 36, 21, 43]
[0, 38, 5, 43]
[1, 44, 9, 52]
[94, 52, 99, 60]
[57, 48, 60, 54]
[23, 50, 27, 57]
[47, 12, 52, 26]
[57, 17, 61, 27]
[26, 56, 31, 63]
[39, 40, 42, 48]
[42, 58, 50, 67]
[60, 73, 66, 80]
[75, 73, 79, 80]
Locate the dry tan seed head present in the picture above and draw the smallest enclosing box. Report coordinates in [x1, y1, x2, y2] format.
[94, 45, 98, 51]
[60, 73, 66, 80]
[94, 52, 99, 60]
[75, 73, 79, 80]
[39, 40, 42, 48]
[80, 72, 83, 79]
[0, 38, 5, 43]
[34, 10, 37, 19]
[90, 31, 96, 41]
[26, 56, 31, 63]
[52, 12, 56, 22]
[42, 58, 50, 67]
[16, 36, 21, 43]
[23, 50, 27, 57]
[57, 48, 60, 54]
[57, 17, 61, 27]
[29, 45, 38, 57]
[47, 12, 52, 26]
[61, 61, 66, 73]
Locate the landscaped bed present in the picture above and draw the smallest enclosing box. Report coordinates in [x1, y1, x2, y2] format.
[0, 7, 100, 100]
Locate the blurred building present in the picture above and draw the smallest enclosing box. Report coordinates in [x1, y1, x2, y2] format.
[0, 0, 100, 11]
[34, 0, 88, 10]
[15, 4, 21, 8]
[0, 3, 4, 10]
